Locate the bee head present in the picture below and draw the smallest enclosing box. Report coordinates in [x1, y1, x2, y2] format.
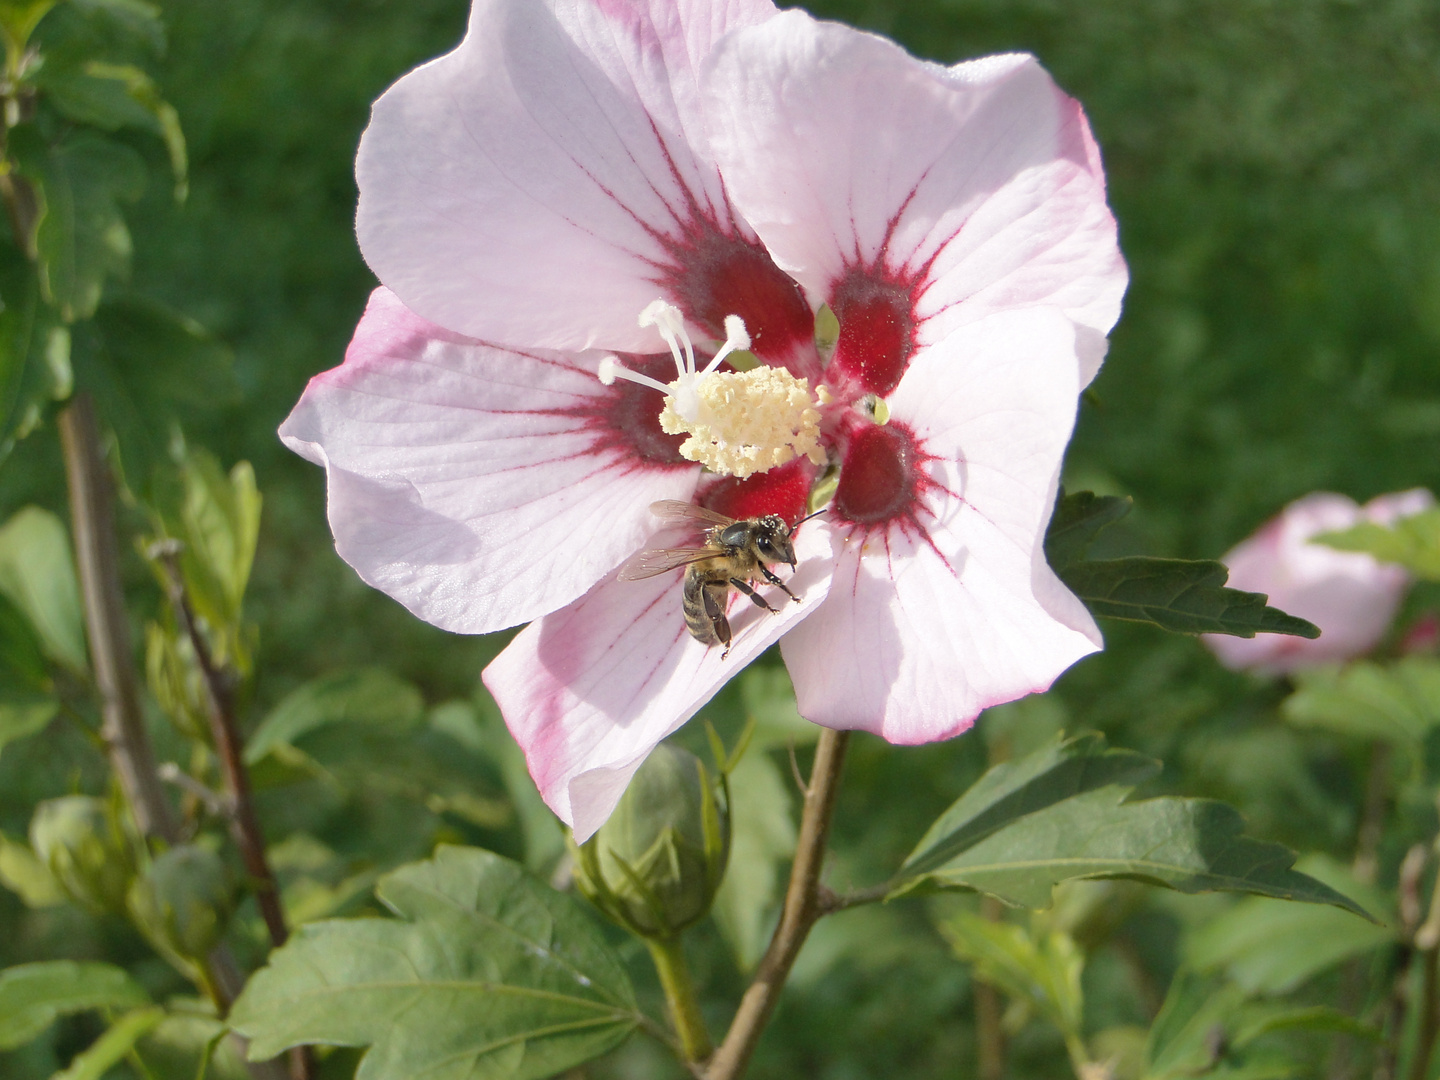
[754, 515, 797, 568]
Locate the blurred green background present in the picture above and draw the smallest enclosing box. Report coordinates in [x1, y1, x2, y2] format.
[0, 0, 1437, 1077]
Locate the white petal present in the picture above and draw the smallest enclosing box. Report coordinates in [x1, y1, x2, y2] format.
[484, 522, 834, 840]
[783, 310, 1099, 742]
[703, 12, 1125, 384]
[279, 289, 697, 634]
[356, 0, 777, 351]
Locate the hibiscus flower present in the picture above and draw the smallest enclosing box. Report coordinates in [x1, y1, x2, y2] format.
[280, 0, 1127, 839]
[1203, 490, 1433, 673]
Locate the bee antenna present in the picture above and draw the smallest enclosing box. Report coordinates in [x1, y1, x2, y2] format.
[790, 505, 831, 530]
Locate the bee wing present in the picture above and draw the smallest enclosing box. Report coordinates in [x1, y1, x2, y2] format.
[649, 500, 735, 529]
[617, 546, 719, 581]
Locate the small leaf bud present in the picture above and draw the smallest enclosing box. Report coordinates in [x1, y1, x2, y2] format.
[127, 843, 234, 962]
[30, 796, 136, 915]
[572, 742, 730, 939]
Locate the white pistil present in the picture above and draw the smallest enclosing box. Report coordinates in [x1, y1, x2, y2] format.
[598, 300, 826, 480]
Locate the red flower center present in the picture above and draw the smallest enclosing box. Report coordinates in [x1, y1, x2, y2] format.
[835, 423, 924, 526]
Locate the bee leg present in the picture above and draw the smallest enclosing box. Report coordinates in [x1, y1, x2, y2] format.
[703, 583, 733, 658]
[756, 563, 801, 603]
[730, 577, 778, 613]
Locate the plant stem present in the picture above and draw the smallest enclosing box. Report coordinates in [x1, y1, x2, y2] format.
[646, 935, 712, 1063]
[704, 728, 850, 1080]
[59, 394, 178, 845]
[152, 546, 290, 951]
[975, 897, 1007, 1080]
[58, 395, 290, 1080]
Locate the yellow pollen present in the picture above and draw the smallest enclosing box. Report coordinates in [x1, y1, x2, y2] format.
[659, 366, 826, 479]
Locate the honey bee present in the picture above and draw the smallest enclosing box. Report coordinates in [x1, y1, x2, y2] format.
[618, 500, 818, 657]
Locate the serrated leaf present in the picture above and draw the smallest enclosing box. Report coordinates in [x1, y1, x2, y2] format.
[904, 786, 1368, 916]
[712, 751, 795, 969]
[229, 846, 641, 1079]
[0, 961, 149, 1050]
[246, 668, 424, 763]
[1059, 557, 1321, 638]
[1283, 657, 1440, 754]
[0, 506, 87, 672]
[899, 732, 1159, 881]
[938, 910, 1084, 1040]
[1315, 507, 1440, 580]
[51, 1006, 164, 1080]
[1045, 489, 1132, 569]
[11, 127, 146, 322]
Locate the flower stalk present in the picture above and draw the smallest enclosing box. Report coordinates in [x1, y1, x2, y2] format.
[704, 727, 850, 1080]
[647, 935, 713, 1063]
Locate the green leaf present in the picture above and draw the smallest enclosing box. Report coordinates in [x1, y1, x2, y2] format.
[738, 666, 818, 749]
[1186, 855, 1395, 994]
[1228, 1003, 1380, 1048]
[44, 0, 164, 57]
[51, 1006, 164, 1080]
[1058, 557, 1321, 638]
[229, 846, 641, 1079]
[245, 668, 425, 763]
[938, 910, 1084, 1041]
[1283, 657, 1440, 754]
[1044, 489, 1132, 570]
[0, 1, 57, 52]
[902, 787, 1368, 916]
[134, 1003, 251, 1080]
[73, 297, 237, 486]
[0, 834, 64, 906]
[712, 751, 796, 970]
[11, 127, 146, 322]
[0, 697, 57, 758]
[0, 506, 87, 672]
[146, 444, 260, 650]
[0, 262, 72, 459]
[900, 732, 1159, 881]
[1315, 507, 1440, 580]
[460, 695, 564, 872]
[1145, 970, 1247, 1078]
[34, 61, 187, 198]
[0, 961, 149, 1050]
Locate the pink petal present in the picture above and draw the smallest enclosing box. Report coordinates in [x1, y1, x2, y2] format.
[279, 289, 697, 634]
[782, 309, 1100, 742]
[484, 521, 835, 840]
[703, 12, 1125, 386]
[356, 0, 778, 353]
[1204, 489, 1434, 673]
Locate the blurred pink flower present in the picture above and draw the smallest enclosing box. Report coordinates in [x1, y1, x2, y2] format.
[281, 0, 1127, 838]
[1204, 490, 1434, 674]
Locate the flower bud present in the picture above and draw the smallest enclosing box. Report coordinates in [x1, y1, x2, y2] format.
[30, 796, 136, 914]
[571, 742, 729, 939]
[127, 844, 233, 962]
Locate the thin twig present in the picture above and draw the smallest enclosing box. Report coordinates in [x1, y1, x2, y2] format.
[150, 550, 292, 951]
[59, 395, 178, 844]
[703, 728, 850, 1080]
